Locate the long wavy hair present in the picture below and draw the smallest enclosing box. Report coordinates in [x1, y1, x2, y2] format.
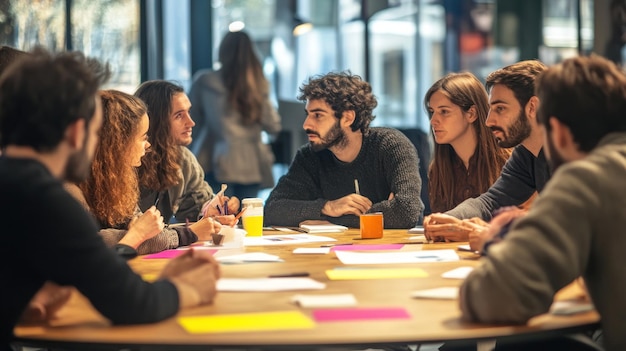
[424, 72, 510, 212]
[79, 90, 147, 227]
[218, 31, 268, 125]
[134, 80, 182, 191]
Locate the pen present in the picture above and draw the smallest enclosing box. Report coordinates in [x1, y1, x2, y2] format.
[268, 272, 310, 278]
[233, 206, 247, 222]
[354, 179, 360, 195]
[320, 243, 354, 247]
[224, 200, 228, 215]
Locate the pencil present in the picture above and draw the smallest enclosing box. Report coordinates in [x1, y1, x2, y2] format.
[354, 179, 360, 195]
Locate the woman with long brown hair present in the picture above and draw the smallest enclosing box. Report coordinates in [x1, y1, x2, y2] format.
[425, 72, 511, 213]
[66, 90, 221, 254]
[189, 30, 281, 200]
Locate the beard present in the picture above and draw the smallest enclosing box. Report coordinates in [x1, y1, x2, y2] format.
[64, 147, 92, 183]
[491, 108, 532, 148]
[65, 129, 94, 183]
[546, 132, 567, 173]
[307, 120, 348, 152]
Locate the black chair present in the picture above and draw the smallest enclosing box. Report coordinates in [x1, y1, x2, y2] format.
[270, 130, 292, 166]
[398, 128, 432, 219]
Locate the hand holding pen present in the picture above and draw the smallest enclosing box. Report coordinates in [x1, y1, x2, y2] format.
[201, 184, 240, 218]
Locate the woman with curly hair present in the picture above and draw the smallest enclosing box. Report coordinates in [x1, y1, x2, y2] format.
[425, 72, 511, 213]
[65, 90, 221, 254]
[189, 30, 281, 200]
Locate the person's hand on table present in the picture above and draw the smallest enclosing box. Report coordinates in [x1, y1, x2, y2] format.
[322, 194, 372, 217]
[423, 213, 472, 242]
[464, 218, 491, 251]
[160, 249, 221, 307]
[20, 282, 73, 323]
[473, 207, 527, 253]
[189, 217, 222, 240]
[120, 206, 165, 249]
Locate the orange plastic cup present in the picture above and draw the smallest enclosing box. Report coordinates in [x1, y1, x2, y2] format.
[360, 212, 384, 239]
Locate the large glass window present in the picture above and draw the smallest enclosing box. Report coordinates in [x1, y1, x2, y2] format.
[1, 0, 65, 52]
[540, 0, 594, 63]
[163, 0, 191, 89]
[72, 0, 141, 92]
[0, 0, 140, 92]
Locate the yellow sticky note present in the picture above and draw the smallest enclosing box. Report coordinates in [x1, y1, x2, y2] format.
[178, 310, 315, 334]
[141, 273, 158, 282]
[325, 267, 428, 280]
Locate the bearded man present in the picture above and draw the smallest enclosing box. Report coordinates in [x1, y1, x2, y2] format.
[264, 71, 423, 228]
[424, 60, 552, 242]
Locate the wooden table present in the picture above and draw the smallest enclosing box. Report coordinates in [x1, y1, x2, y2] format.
[13, 229, 599, 350]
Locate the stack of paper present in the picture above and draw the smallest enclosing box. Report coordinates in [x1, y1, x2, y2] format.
[299, 223, 348, 233]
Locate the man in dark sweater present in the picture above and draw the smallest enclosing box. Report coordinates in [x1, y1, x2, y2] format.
[265, 72, 423, 228]
[424, 60, 552, 242]
[0, 48, 220, 351]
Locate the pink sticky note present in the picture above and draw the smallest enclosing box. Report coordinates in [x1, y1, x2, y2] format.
[143, 249, 216, 259]
[331, 244, 404, 251]
[312, 307, 410, 322]
[143, 250, 189, 259]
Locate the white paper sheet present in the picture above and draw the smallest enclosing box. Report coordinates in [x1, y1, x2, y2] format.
[291, 293, 357, 308]
[550, 300, 594, 315]
[441, 266, 474, 279]
[408, 226, 424, 234]
[334, 249, 460, 264]
[216, 252, 283, 263]
[411, 287, 459, 300]
[293, 247, 332, 254]
[217, 278, 326, 291]
[244, 234, 336, 246]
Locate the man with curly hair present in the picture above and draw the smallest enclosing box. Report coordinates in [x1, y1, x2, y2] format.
[265, 71, 423, 228]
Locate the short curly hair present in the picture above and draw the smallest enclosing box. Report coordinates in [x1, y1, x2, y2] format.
[297, 71, 377, 133]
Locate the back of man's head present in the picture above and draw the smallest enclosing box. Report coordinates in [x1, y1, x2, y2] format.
[536, 55, 626, 152]
[0, 46, 28, 78]
[0, 47, 110, 152]
[486, 60, 547, 110]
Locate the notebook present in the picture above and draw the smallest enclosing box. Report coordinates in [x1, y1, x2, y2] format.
[298, 220, 348, 233]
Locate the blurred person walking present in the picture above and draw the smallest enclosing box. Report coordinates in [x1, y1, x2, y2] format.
[189, 30, 281, 200]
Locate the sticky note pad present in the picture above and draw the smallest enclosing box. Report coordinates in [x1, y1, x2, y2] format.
[313, 307, 410, 322]
[325, 267, 427, 280]
[178, 310, 315, 334]
[143, 249, 216, 259]
[141, 273, 158, 282]
[143, 249, 189, 259]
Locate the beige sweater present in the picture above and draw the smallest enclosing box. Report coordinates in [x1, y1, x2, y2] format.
[460, 132, 626, 351]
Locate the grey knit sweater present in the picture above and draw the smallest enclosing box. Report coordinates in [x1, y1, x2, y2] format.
[264, 127, 423, 228]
